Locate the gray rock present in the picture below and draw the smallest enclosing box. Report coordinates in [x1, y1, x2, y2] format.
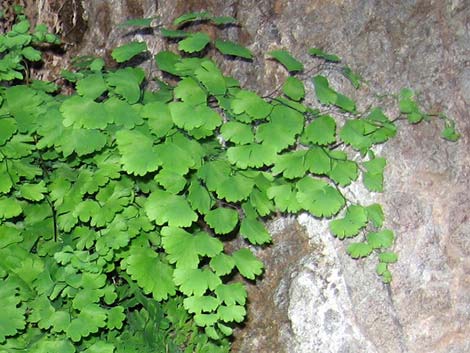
[26, 1, 470, 352]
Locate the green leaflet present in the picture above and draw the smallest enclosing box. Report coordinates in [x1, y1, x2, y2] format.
[302, 115, 336, 146]
[282, 76, 305, 101]
[329, 205, 368, 239]
[173, 11, 211, 26]
[227, 144, 276, 169]
[240, 217, 272, 245]
[204, 208, 239, 234]
[231, 90, 272, 120]
[122, 246, 176, 301]
[162, 226, 223, 269]
[308, 47, 341, 62]
[347, 242, 373, 259]
[268, 50, 303, 72]
[115, 129, 161, 176]
[362, 157, 386, 192]
[296, 177, 345, 217]
[106, 67, 145, 104]
[195, 60, 227, 96]
[312, 75, 356, 112]
[399, 88, 424, 123]
[178, 32, 211, 53]
[111, 41, 148, 63]
[220, 121, 254, 144]
[232, 248, 264, 280]
[76, 73, 107, 100]
[367, 229, 394, 249]
[215, 39, 253, 59]
[173, 268, 221, 296]
[0, 279, 26, 342]
[256, 104, 304, 152]
[144, 189, 198, 227]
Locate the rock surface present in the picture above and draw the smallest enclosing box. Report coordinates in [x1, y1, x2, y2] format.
[24, 1, 470, 352]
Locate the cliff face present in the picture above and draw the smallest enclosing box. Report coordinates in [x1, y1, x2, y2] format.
[25, 1, 470, 352]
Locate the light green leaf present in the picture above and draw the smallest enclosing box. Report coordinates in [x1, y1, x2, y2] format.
[211, 16, 238, 25]
[441, 120, 460, 141]
[312, 75, 336, 105]
[296, 177, 345, 218]
[161, 227, 223, 269]
[155, 169, 186, 193]
[115, 129, 161, 176]
[160, 28, 189, 38]
[210, 253, 236, 276]
[308, 47, 341, 62]
[215, 39, 252, 59]
[174, 77, 207, 105]
[204, 208, 239, 235]
[195, 60, 227, 96]
[256, 105, 304, 152]
[141, 101, 174, 138]
[268, 50, 303, 72]
[76, 73, 107, 100]
[155, 51, 181, 75]
[183, 295, 220, 314]
[329, 205, 368, 239]
[366, 204, 384, 228]
[362, 157, 386, 192]
[60, 128, 107, 157]
[272, 150, 308, 179]
[342, 66, 362, 89]
[282, 76, 305, 101]
[104, 97, 143, 128]
[215, 283, 247, 306]
[106, 67, 145, 104]
[18, 181, 47, 201]
[173, 11, 211, 26]
[168, 102, 206, 130]
[303, 115, 336, 145]
[83, 341, 115, 353]
[347, 242, 373, 259]
[379, 251, 398, 263]
[111, 41, 147, 63]
[367, 229, 394, 249]
[173, 268, 221, 296]
[121, 246, 176, 301]
[266, 184, 301, 212]
[217, 304, 246, 323]
[0, 197, 22, 219]
[240, 217, 272, 245]
[188, 180, 213, 214]
[227, 144, 276, 169]
[0, 279, 26, 342]
[144, 189, 198, 227]
[178, 32, 211, 53]
[231, 90, 272, 120]
[399, 88, 424, 123]
[61, 95, 111, 129]
[329, 159, 358, 186]
[21, 46, 42, 61]
[66, 305, 107, 342]
[194, 313, 219, 327]
[220, 121, 254, 145]
[0, 118, 17, 145]
[215, 174, 255, 202]
[232, 248, 263, 280]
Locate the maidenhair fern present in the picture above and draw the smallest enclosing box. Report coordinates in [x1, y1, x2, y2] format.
[0, 8, 459, 353]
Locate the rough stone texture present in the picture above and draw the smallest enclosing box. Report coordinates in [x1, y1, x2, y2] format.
[23, 1, 470, 352]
